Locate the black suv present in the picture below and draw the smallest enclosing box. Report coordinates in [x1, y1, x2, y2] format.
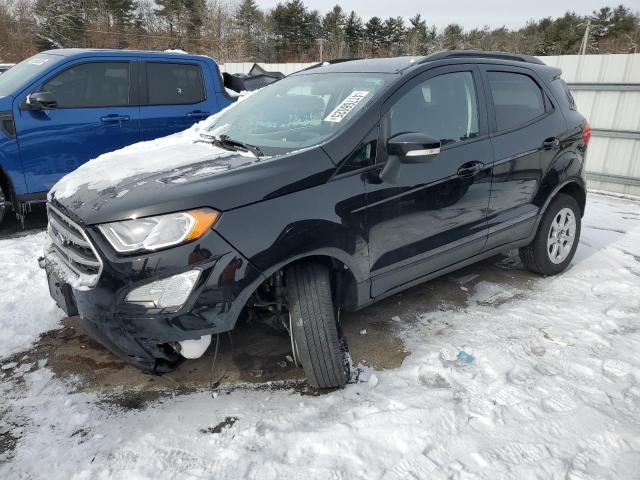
[42, 51, 589, 388]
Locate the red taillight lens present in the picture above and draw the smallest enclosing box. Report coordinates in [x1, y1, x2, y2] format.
[582, 122, 591, 145]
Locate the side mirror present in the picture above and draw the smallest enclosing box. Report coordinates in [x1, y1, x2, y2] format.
[24, 91, 58, 111]
[387, 132, 441, 163]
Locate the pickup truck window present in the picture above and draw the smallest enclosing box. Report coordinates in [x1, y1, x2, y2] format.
[43, 62, 130, 108]
[0, 53, 63, 98]
[146, 63, 205, 105]
[203, 72, 393, 155]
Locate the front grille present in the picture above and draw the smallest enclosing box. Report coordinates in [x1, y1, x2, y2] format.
[47, 205, 102, 287]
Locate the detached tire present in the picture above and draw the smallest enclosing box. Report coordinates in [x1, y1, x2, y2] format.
[520, 193, 582, 276]
[286, 262, 349, 389]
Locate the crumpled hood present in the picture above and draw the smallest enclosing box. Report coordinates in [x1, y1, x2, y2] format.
[49, 128, 336, 226]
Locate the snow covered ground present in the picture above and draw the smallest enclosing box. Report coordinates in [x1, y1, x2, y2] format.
[1, 193, 639, 479]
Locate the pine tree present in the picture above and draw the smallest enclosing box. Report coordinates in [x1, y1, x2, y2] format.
[344, 11, 363, 57]
[322, 5, 346, 58]
[441, 23, 464, 50]
[236, 0, 261, 38]
[105, 0, 137, 47]
[383, 16, 405, 55]
[365, 16, 384, 55]
[270, 0, 317, 57]
[235, 0, 263, 60]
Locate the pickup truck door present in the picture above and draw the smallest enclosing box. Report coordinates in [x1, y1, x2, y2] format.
[13, 58, 141, 194]
[138, 60, 220, 141]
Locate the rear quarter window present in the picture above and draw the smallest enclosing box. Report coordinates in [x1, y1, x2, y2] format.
[550, 77, 576, 110]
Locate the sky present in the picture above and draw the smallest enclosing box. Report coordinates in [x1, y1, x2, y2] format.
[254, 0, 640, 30]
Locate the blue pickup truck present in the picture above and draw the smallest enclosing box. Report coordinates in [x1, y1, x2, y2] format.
[0, 49, 236, 224]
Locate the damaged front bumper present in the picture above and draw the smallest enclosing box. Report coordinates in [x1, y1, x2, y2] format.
[40, 207, 263, 373]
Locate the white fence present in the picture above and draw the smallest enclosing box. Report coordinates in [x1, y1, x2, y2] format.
[541, 54, 640, 197]
[222, 54, 640, 196]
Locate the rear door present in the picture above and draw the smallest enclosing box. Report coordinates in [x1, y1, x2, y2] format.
[481, 65, 567, 249]
[13, 59, 140, 193]
[365, 65, 493, 297]
[139, 61, 214, 141]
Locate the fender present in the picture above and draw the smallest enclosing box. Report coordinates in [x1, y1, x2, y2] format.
[0, 138, 26, 204]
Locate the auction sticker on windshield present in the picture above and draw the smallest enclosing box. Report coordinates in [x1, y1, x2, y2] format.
[324, 91, 370, 123]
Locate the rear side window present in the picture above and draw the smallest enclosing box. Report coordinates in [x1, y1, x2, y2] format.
[43, 62, 130, 108]
[550, 77, 576, 110]
[146, 63, 204, 105]
[488, 71, 545, 131]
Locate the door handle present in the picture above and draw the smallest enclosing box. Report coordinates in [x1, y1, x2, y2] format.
[187, 111, 211, 118]
[457, 161, 484, 178]
[101, 115, 130, 123]
[542, 137, 560, 150]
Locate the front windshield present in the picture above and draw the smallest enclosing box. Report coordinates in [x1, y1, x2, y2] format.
[0, 53, 63, 98]
[204, 72, 394, 155]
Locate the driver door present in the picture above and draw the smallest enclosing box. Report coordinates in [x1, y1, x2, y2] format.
[365, 65, 493, 297]
[13, 59, 140, 193]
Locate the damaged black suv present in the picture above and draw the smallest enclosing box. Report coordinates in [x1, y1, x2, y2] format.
[42, 51, 589, 388]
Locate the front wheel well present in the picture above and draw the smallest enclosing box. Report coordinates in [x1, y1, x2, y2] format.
[284, 255, 359, 310]
[250, 255, 360, 316]
[0, 167, 15, 204]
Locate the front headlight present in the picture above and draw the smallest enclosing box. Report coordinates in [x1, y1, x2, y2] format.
[98, 208, 219, 253]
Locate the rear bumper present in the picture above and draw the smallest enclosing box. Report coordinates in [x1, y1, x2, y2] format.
[43, 222, 264, 371]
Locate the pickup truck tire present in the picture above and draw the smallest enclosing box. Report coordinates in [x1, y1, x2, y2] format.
[0, 183, 6, 226]
[286, 262, 349, 389]
[520, 193, 581, 276]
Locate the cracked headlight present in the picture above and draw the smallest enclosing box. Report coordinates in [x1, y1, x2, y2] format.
[98, 208, 219, 253]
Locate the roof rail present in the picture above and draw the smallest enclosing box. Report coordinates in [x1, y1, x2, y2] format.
[297, 58, 362, 73]
[422, 50, 545, 65]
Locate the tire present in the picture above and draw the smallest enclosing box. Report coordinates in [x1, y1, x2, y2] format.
[519, 193, 581, 276]
[286, 262, 349, 389]
[0, 183, 7, 226]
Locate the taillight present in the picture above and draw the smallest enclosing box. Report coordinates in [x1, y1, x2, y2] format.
[582, 122, 591, 145]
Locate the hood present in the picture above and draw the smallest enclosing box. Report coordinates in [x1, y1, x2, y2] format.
[50, 128, 336, 225]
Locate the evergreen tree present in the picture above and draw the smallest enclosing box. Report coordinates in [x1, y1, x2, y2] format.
[105, 0, 137, 47]
[344, 11, 363, 57]
[383, 16, 405, 54]
[365, 16, 384, 55]
[236, 0, 262, 38]
[270, 0, 317, 57]
[441, 23, 464, 50]
[235, 0, 263, 60]
[322, 5, 346, 58]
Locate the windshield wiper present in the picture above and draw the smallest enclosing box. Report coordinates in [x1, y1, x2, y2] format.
[199, 133, 263, 158]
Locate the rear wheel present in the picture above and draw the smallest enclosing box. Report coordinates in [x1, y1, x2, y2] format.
[286, 262, 349, 389]
[520, 193, 581, 275]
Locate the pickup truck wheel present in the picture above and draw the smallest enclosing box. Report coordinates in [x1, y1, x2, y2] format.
[0, 184, 6, 225]
[286, 262, 349, 389]
[520, 193, 581, 275]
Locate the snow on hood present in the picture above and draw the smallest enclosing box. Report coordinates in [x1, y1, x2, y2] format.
[50, 90, 260, 201]
[49, 126, 252, 200]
